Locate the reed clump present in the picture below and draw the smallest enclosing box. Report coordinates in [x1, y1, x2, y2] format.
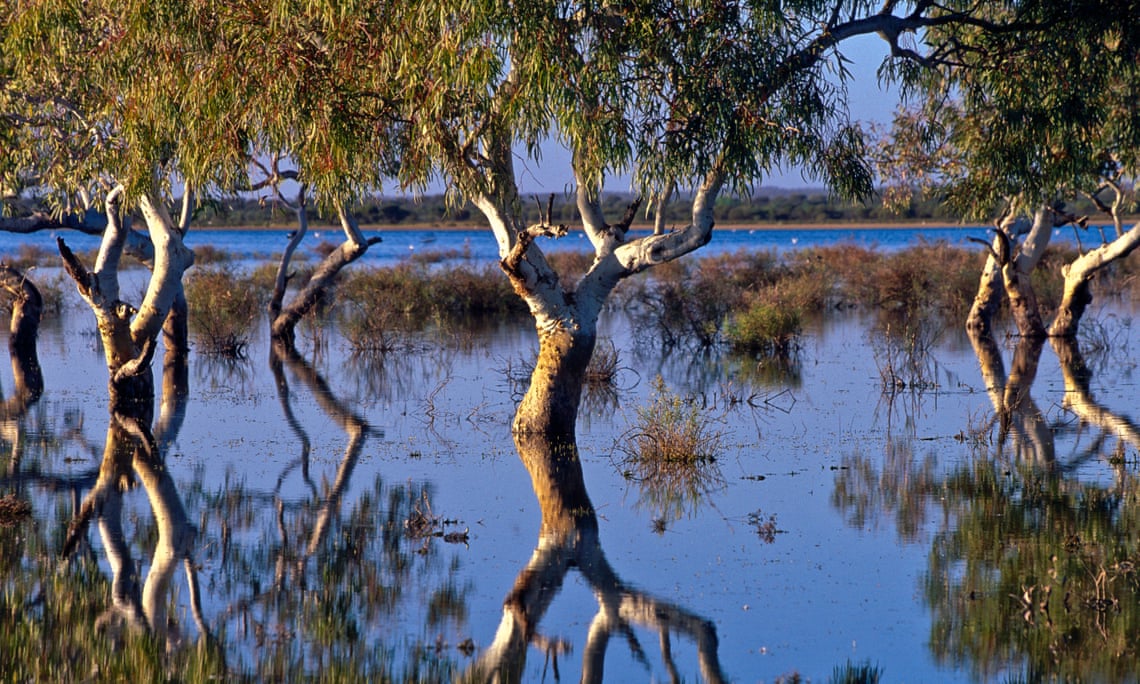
[336, 263, 527, 352]
[184, 266, 263, 357]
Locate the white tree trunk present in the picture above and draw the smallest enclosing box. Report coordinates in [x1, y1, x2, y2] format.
[967, 209, 1052, 337]
[1048, 221, 1140, 337]
[59, 188, 195, 407]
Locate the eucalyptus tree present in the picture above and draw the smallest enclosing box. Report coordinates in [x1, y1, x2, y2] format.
[195, 3, 410, 345]
[874, 0, 1140, 338]
[385, 0, 1037, 438]
[0, 1, 262, 406]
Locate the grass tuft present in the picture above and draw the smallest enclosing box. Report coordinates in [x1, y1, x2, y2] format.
[725, 302, 801, 357]
[184, 266, 263, 357]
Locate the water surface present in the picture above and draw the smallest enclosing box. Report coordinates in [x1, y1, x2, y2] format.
[2, 231, 1139, 681]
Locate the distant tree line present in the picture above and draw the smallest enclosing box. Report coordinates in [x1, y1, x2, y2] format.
[181, 190, 1136, 229]
[8, 188, 1134, 231]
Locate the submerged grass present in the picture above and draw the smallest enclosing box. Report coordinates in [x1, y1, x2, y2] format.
[185, 266, 264, 357]
[615, 376, 725, 520]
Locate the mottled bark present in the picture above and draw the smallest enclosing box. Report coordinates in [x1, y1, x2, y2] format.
[58, 188, 194, 410]
[1048, 222, 1140, 337]
[513, 326, 597, 436]
[965, 248, 1004, 336]
[495, 164, 724, 438]
[967, 210, 1052, 338]
[270, 205, 379, 345]
[464, 432, 725, 683]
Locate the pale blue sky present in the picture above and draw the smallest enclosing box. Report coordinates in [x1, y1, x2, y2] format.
[510, 35, 900, 194]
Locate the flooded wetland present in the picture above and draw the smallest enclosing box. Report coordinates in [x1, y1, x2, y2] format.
[2, 230, 1140, 682]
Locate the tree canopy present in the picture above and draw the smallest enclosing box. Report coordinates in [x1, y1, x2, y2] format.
[2, 0, 1039, 219]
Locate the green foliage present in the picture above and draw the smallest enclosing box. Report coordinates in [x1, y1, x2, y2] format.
[616, 376, 724, 521]
[623, 376, 721, 468]
[726, 302, 801, 357]
[878, 1, 1140, 218]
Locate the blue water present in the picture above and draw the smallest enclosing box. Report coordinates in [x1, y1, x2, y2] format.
[1, 223, 1096, 268]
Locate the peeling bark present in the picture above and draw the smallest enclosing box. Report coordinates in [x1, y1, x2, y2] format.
[513, 326, 597, 436]
[965, 243, 1004, 336]
[463, 432, 726, 682]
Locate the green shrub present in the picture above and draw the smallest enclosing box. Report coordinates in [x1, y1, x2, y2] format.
[725, 302, 801, 356]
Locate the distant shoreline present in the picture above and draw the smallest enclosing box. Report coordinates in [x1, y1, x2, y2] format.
[193, 220, 992, 233]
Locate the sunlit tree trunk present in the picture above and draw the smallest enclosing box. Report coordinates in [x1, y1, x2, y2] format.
[58, 187, 194, 410]
[470, 144, 723, 437]
[967, 209, 1052, 337]
[269, 202, 380, 346]
[1049, 222, 1140, 337]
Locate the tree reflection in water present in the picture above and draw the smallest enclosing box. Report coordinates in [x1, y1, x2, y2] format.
[833, 331, 1140, 681]
[465, 432, 726, 682]
[0, 335, 472, 679]
[59, 348, 207, 651]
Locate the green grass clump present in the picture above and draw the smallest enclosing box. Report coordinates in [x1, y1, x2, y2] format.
[616, 377, 724, 520]
[725, 302, 801, 357]
[621, 376, 721, 468]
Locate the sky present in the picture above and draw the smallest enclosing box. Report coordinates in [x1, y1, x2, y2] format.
[509, 35, 902, 195]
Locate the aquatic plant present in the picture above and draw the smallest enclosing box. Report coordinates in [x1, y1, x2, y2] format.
[615, 376, 725, 520]
[184, 266, 263, 357]
[725, 301, 802, 357]
[830, 660, 883, 684]
[622, 376, 722, 467]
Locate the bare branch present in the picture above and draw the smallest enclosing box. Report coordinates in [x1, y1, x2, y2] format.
[57, 237, 96, 301]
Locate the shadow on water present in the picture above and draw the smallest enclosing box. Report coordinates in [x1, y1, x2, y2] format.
[833, 330, 1140, 682]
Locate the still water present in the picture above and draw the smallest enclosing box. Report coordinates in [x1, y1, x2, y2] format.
[0, 222, 1097, 268]
[2, 228, 1139, 681]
